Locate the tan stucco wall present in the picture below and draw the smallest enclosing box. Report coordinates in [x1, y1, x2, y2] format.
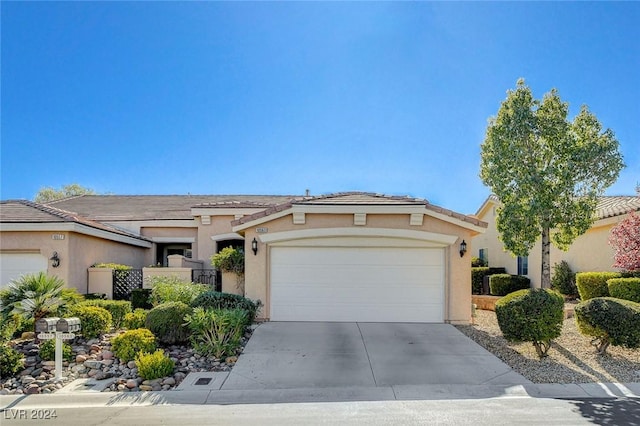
[472, 201, 623, 287]
[195, 215, 240, 268]
[1, 230, 147, 293]
[241, 212, 476, 324]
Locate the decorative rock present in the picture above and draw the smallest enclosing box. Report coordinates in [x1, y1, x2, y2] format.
[127, 361, 137, 369]
[125, 379, 138, 389]
[225, 356, 238, 364]
[162, 377, 175, 386]
[139, 385, 153, 392]
[102, 350, 114, 360]
[84, 360, 103, 369]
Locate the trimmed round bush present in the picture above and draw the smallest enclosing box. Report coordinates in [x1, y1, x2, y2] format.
[489, 274, 530, 296]
[551, 261, 577, 296]
[79, 300, 132, 329]
[111, 328, 156, 363]
[191, 291, 259, 324]
[607, 278, 640, 303]
[145, 302, 192, 344]
[135, 349, 175, 380]
[575, 272, 621, 301]
[124, 309, 148, 330]
[69, 305, 112, 339]
[495, 288, 565, 358]
[575, 297, 640, 354]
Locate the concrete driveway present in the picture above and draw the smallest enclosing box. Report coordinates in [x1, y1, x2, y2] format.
[222, 322, 531, 390]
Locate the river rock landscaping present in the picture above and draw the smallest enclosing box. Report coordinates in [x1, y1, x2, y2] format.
[0, 330, 251, 395]
[456, 308, 640, 384]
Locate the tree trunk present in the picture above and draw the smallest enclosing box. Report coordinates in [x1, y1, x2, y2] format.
[541, 226, 551, 288]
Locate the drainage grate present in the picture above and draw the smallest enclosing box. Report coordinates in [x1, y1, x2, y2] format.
[195, 378, 212, 386]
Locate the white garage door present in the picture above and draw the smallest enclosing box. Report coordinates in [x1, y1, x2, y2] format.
[270, 246, 444, 322]
[0, 253, 48, 289]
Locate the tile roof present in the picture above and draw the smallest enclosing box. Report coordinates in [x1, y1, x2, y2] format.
[46, 195, 300, 221]
[596, 196, 640, 219]
[0, 200, 149, 241]
[478, 194, 640, 220]
[232, 192, 487, 227]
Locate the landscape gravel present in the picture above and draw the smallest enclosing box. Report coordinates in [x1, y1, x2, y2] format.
[455, 309, 640, 384]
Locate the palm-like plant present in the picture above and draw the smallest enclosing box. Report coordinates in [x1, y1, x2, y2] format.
[0, 272, 66, 324]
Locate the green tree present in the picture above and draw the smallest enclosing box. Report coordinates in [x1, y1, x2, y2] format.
[34, 183, 96, 203]
[480, 79, 624, 288]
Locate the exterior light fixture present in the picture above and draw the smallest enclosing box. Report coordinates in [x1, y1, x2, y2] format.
[50, 251, 61, 268]
[252, 238, 258, 255]
[459, 240, 467, 258]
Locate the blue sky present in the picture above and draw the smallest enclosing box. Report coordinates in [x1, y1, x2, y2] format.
[2, 2, 638, 215]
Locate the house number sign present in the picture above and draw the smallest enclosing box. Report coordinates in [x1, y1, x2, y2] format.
[256, 228, 268, 233]
[52, 234, 65, 240]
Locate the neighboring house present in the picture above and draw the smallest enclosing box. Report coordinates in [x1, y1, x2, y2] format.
[0, 192, 487, 324]
[472, 194, 640, 287]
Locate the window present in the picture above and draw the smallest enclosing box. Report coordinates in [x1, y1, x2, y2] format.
[479, 248, 488, 265]
[517, 256, 529, 276]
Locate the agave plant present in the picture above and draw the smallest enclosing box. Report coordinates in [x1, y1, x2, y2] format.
[0, 272, 66, 324]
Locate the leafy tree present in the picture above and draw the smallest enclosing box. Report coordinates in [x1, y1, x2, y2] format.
[609, 211, 640, 272]
[34, 183, 96, 203]
[480, 79, 624, 288]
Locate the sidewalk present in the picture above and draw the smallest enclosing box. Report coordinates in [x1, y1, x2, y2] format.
[1, 382, 639, 409]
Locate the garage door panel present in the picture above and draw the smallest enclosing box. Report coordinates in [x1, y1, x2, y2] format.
[270, 245, 445, 323]
[0, 253, 48, 289]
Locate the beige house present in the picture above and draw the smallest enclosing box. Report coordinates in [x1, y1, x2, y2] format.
[1, 192, 487, 324]
[472, 195, 640, 287]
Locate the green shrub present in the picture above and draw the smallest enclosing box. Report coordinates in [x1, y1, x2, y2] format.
[135, 349, 175, 380]
[576, 272, 622, 301]
[111, 328, 157, 363]
[0, 314, 22, 342]
[551, 261, 577, 296]
[191, 291, 259, 325]
[1, 272, 66, 323]
[79, 300, 132, 329]
[145, 302, 192, 344]
[489, 274, 530, 296]
[124, 309, 148, 330]
[85, 293, 107, 300]
[471, 257, 487, 267]
[185, 307, 248, 358]
[0, 345, 24, 378]
[210, 247, 244, 275]
[495, 288, 565, 358]
[69, 305, 112, 339]
[471, 267, 489, 294]
[147, 276, 208, 306]
[38, 339, 74, 362]
[131, 288, 153, 310]
[607, 278, 640, 303]
[575, 297, 640, 354]
[92, 263, 132, 270]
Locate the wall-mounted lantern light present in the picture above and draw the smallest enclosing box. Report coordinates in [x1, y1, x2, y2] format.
[50, 251, 61, 268]
[251, 238, 258, 255]
[459, 240, 467, 258]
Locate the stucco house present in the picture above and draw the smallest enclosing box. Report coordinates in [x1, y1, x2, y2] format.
[1, 192, 487, 324]
[472, 194, 640, 287]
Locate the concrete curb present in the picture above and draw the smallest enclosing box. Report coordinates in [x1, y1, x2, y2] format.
[1, 382, 638, 409]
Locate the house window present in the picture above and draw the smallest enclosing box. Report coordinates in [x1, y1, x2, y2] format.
[517, 256, 528, 276]
[479, 248, 488, 265]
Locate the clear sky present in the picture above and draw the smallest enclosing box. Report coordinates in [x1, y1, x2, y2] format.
[1, 2, 638, 215]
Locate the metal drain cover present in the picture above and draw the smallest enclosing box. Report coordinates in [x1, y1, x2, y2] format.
[195, 377, 212, 386]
